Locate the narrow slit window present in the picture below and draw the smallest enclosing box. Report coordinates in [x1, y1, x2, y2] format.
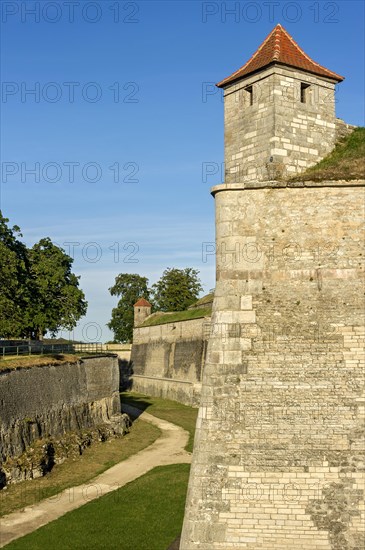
[245, 85, 253, 106]
[301, 83, 310, 103]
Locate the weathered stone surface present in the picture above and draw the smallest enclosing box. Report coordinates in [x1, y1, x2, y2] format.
[223, 65, 346, 183]
[0, 414, 131, 487]
[130, 318, 210, 405]
[180, 181, 365, 549]
[0, 356, 122, 476]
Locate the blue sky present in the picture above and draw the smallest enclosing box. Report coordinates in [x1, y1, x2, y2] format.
[1, 0, 364, 342]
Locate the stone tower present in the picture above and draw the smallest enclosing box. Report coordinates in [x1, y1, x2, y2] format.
[219, 24, 344, 182]
[133, 298, 152, 327]
[180, 25, 364, 550]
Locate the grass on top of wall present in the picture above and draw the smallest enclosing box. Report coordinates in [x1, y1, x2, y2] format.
[0, 354, 79, 371]
[3, 463, 190, 550]
[121, 391, 198, 453]
[290, 126, 365, 182]
[0, 353, 115, 372]
[140, 307, 211, 327]
[189, 293, 214, 307]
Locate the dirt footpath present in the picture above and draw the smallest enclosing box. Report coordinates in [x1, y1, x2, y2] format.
[0, 405, 191, 548]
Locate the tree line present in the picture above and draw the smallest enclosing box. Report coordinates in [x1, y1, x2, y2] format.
[1, 212, 204, 343]
[107, 268, 203, 343]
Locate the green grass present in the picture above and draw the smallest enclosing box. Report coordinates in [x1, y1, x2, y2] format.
[121, 392, 198, 453]
[0, 354, 80, 371]
[0, 353, 113, 372]
[188, 292, 214, 308]
[3, 463, 190, 550]
[140, 306, 211, 327]
[2, 395, 197, 549]
[0, 419, 160, 518]
[291, 126, 365, 182]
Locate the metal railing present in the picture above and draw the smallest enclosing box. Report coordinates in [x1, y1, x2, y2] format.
[0, 342, 103, 358]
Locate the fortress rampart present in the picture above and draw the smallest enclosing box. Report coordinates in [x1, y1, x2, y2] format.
[0, 356, 121, 464]
[130, 318, 210, 406]
[180, 179, 365, 549]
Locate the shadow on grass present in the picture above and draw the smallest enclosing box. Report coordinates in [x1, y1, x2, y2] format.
[119, 391, 154, 419]
[167, 535, 181, 549]
[119, 391, 198, 453]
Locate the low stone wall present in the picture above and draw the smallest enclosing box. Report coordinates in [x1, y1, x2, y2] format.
[0, 355, 121, 462]
[131, 375, 201, 407]
[130, 317, 210, 405]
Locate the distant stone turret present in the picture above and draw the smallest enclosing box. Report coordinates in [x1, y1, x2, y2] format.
[133, 298, 152, 327]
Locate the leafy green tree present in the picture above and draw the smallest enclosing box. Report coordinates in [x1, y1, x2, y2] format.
[25, 238, 88, 339]
[107, 273, 150, 343]
[0, 212, 87, 339]
[151, 267, 203, 312]
[0, 212, 30, 337]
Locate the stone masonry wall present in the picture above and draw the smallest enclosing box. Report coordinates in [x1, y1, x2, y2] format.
[0, 355, 121, 462]
[130, 318, 210, 406]
[224, 65, 338, 183]
[180, 180, 365, 549]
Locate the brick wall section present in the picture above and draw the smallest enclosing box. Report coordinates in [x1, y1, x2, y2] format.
[224, 66, 339, 183]
[180, 180, 365, 549]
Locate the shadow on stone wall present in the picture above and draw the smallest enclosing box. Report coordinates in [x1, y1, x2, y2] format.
[119, 358, 134, 392]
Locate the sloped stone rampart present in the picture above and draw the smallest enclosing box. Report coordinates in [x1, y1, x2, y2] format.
[0, 356, 121, 463]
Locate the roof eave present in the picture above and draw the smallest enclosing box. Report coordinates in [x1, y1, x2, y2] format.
[216, 62, 344, 89]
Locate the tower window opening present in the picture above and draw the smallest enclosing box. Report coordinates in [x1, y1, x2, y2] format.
[301, 82, 310, 103]
[245, 85, 253, 106]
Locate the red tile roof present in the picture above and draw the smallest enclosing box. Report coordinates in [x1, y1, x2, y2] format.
[217, 24, 344, 88]
[134, 298, 152, 307]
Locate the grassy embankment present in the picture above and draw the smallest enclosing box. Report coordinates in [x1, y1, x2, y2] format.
[290, 126, 365, 182]
[2, 393, 198, 550]
[140, 292, 214, 328]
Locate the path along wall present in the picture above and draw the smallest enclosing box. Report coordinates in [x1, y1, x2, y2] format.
[0, 355, 121, 462]
[130, 318, 210, 406]
[180, 179, 365, 550]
